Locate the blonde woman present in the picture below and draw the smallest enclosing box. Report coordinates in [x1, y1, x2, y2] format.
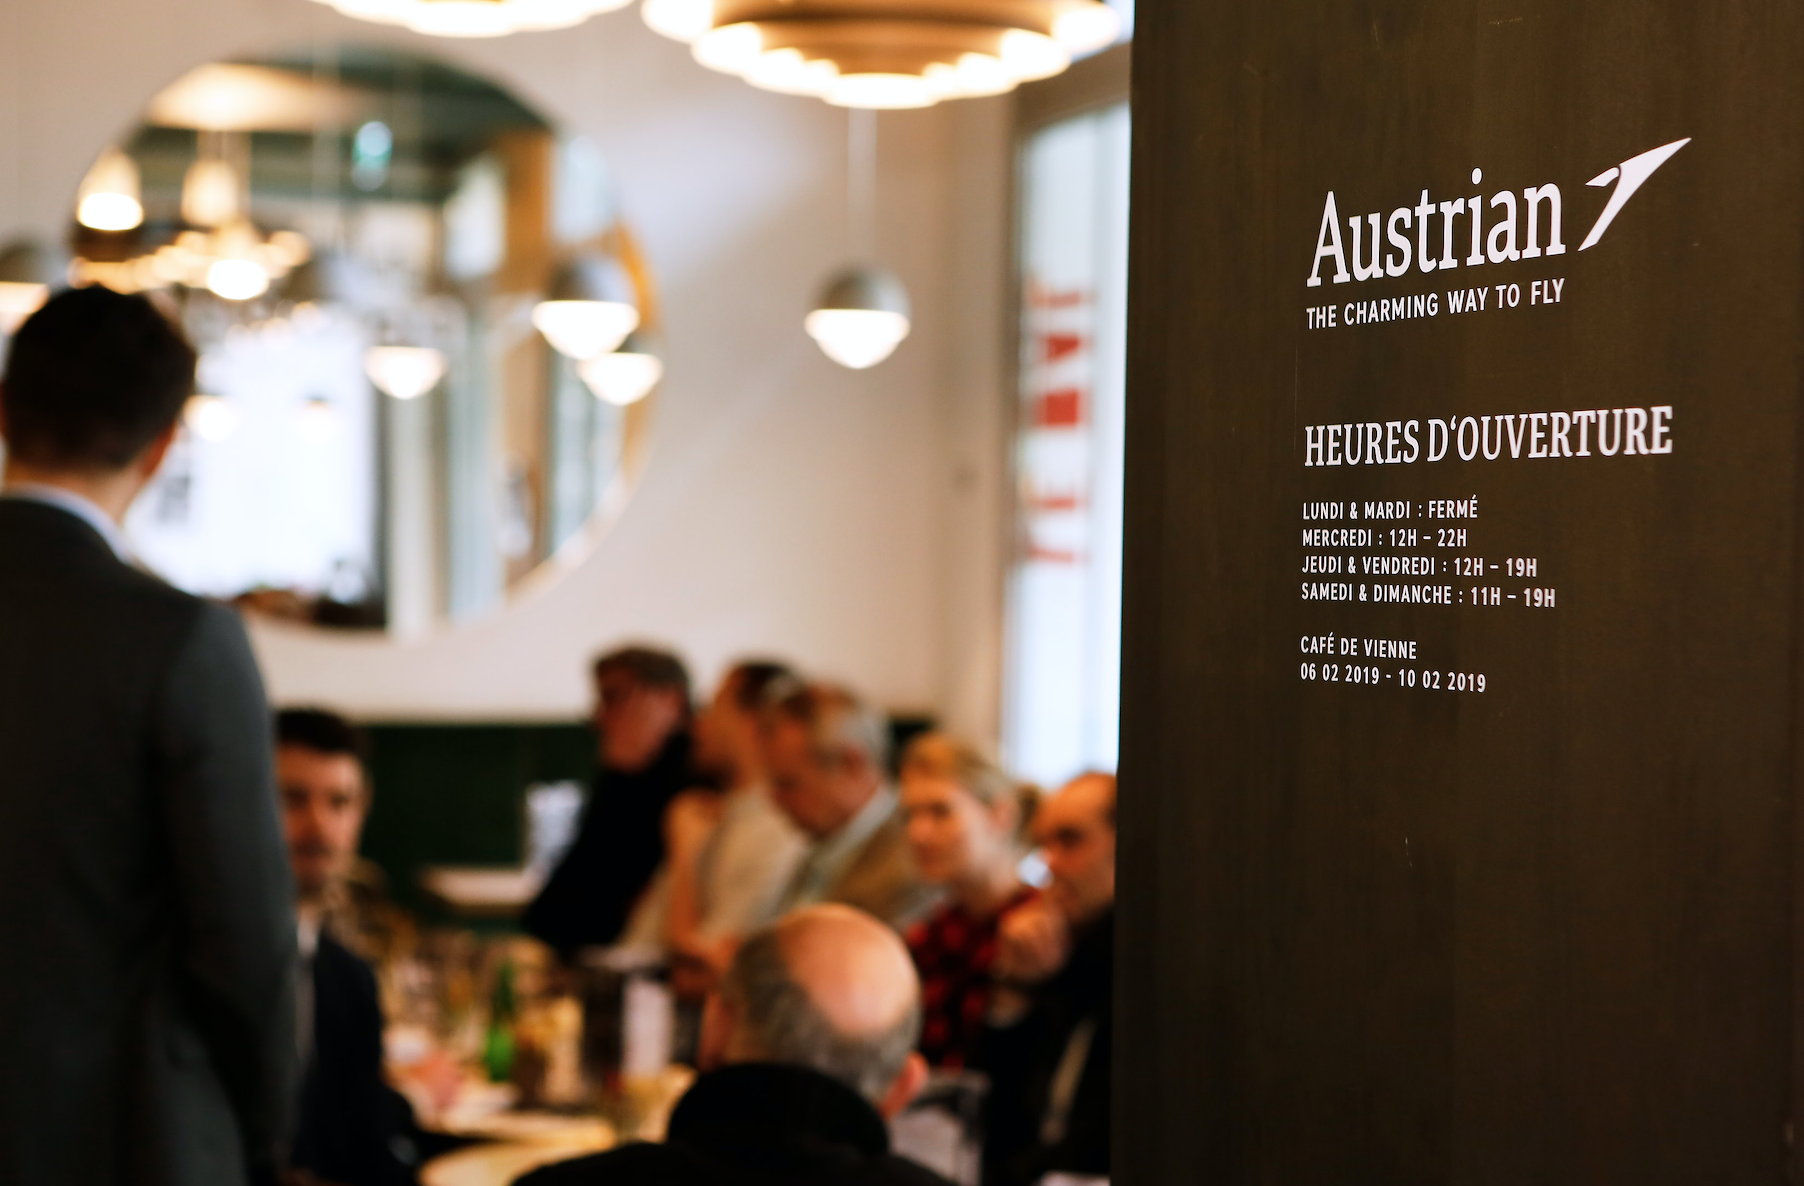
[898, 733, 1039, 1069]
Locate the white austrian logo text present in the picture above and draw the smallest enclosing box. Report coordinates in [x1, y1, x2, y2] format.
[1304, 138, 1690, 289]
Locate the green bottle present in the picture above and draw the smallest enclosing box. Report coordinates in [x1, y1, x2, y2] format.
[484, 958, 517, 1083]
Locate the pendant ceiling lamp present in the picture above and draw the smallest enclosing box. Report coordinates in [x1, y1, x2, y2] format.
[311, 0, 631, 37]
[807, 267, 910, 368]
[359, 63, 451, 400]
[365, 346, 449, 399]
[806, 109, 910, 368]
[534, 254, 641, 360]
[578, 333, 664, 405]
[643, 0, 1120, 108]
[183, 394, 243, 443]
[76, 148, 145, 232]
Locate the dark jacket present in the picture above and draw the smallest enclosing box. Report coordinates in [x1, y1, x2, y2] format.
[294, 932, 424, 1186]
[0, 498, 297, 1186]
[983, 907, 1113, 1186]
[524, 732, 695, 955]
[517, 1063, 955, 1186]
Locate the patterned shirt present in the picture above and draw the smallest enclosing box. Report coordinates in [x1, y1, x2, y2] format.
[906, 885, 1041, 1069]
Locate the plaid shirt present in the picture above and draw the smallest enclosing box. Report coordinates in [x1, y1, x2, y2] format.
[905, 886, 1041, 1069]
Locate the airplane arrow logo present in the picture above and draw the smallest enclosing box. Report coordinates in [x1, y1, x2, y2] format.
[1577, 138, 1690, 251]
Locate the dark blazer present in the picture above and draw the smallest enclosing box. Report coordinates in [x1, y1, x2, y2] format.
[517, 1063, 955, 1186]
[524, 732, 695, 955]
[295, 932, 424, 1186]
[0, 498, 297, 1186]
[982, 908, 1114, 1186]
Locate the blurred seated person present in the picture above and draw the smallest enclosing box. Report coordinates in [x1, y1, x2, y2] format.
[661, 660, 811, 998]
[525, 647, 697, 956]
[516, 905, 952, 1186]
[897, 734, 1039, 1070]
[983, 774, 1117, 1186]
[766, 683, 941, 929]
[278, 709, 429, 1186]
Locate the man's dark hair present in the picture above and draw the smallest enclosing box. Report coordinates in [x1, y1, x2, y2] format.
[275, 708, 370, 764]
[592, 646, 692, 708]
[727, 659, 799, 712]
[1, 286, 198, 470]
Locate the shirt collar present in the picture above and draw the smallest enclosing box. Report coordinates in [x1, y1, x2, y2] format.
[0, 483, 132, 561]
[297, 913, 322, 960]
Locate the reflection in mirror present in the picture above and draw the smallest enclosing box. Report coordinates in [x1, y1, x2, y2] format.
[56, 48, 660, 633]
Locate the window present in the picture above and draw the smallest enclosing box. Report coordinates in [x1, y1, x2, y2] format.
[1003, 102, 1130, 788]
[126, 310, 379, 606]
[1107, 0, 1134, 42]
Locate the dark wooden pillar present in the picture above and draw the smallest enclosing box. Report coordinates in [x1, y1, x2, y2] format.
[1117, 2, 1804, 1181]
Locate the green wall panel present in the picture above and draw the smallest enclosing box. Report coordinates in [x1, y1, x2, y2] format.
[359, 722, 595, 917]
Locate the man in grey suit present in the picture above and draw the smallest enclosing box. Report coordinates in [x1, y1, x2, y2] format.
[0, 286, 297, 1185]
[766, 683, 940, 930]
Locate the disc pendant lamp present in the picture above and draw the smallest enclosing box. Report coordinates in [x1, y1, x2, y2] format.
[533, 254, 641, 361]
[309, 0, 632, 37]
[365, 346, 449, 399]
[643, 0, 1120, 108]
[579, 333, 665, 405]
[806, 109, 910, 369]
[360, 62, 451, 400]
[806, 267, 910, 369]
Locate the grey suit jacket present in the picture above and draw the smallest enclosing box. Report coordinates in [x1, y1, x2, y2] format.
[0, 498, 297, 1186]
[829, 813, 943, 931]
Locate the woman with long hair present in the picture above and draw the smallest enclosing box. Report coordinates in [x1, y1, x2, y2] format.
[898, 732, 1038, 1069]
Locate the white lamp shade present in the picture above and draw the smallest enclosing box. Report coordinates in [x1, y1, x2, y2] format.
[532, 300, 641, 360]
[183, 394, 242, 443]
[207, 259, 271, 301]
[77, 149, 144, 232]
[807, 265, 911, 368]
[656, 0, 1113, 108]
[578, 351, 664, 405]
[365, 346, 448, 400]
[694, 22, 763, 71]
[999, 29, 1072, 81]
[747, 48, 839, 96]
[77, 194, 145, 234]
[643, 0, 712, 40]
[204, 221, 273, 300]
[828, 74, 938, 110]
[805, 309, 911, 370]
[317, 0, 631, 36]
[1053, 2, 1122, 51]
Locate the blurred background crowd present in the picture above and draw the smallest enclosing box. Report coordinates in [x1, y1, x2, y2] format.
[284, 643, 1117, 1186]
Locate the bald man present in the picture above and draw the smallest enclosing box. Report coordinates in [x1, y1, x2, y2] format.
[984, 772, 1117, 1186]
[518, 905, 954, 1186]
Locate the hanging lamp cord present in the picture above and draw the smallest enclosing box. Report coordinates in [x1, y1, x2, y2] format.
[847, 107, 877, 265]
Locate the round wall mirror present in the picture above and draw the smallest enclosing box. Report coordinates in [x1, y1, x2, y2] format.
[52, 47, 659, 633]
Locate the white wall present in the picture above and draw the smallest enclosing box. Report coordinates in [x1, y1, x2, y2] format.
[0, 0, 1013, 728]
